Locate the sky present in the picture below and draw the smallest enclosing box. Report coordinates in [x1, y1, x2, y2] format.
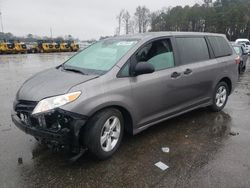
[0, 0, 201, 40]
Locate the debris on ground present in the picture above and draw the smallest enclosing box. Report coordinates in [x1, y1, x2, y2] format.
[155, 161, 169, 171]
[229, 131, 239, 136]
[18, 157, 23, 165]
[161, 147, 170, 153]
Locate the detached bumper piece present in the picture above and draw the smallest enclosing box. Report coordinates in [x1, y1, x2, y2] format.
[11, 100, 87, 153]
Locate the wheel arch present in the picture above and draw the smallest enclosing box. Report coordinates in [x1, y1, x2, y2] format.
[219, 77, 232, 94]
[86, 104, 134, 135]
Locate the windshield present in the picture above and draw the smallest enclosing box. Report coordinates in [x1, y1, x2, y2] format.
[233, 46, 241, 54]
[63, 38, 138, 75]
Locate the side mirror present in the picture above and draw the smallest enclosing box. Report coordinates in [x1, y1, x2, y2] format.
[134, 62, 155, 76]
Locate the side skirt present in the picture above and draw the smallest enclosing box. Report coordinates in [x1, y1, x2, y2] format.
[133, 101, 212, 135]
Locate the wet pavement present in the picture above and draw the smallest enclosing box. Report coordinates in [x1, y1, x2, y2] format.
[0, 53, 250, 188]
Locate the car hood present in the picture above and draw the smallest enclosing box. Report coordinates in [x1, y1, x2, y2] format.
[16, 67, 98, 101]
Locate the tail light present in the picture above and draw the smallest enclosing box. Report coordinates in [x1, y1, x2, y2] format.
[235, 55, 240, 64]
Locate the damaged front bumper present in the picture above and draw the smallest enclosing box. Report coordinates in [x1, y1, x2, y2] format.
[11, 100, 87, 153]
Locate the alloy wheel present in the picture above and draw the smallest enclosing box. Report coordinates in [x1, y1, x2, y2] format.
[100, 116, 121, 152]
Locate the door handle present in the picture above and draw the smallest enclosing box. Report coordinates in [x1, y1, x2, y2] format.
[184, 68, 192, 75]
[171, 72, 181, 78]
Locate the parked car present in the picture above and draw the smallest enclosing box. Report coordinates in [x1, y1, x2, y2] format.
[235, 38, 250, 54]
[233, 44, 248, 74]
[11, 32, 238, 159]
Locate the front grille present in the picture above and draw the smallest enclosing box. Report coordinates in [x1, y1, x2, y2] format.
[15, 100, 37, 113]
[15, 100, 38, 126]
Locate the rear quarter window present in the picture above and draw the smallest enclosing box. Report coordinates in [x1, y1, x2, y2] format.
[176, 37, 210, 64]
[208, 36, 232, 58]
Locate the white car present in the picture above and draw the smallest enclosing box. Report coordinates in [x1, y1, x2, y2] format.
[235, 39, 250, 54]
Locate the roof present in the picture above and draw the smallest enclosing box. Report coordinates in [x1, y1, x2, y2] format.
[111, 31, 226, 41]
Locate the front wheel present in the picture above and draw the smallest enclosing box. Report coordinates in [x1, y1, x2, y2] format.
[210, 81, 229, 112]
[83, 108, 124, 160]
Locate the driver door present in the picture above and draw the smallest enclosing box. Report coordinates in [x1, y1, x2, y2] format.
[128, 38, 180, 128]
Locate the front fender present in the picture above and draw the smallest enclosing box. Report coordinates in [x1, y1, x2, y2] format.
[61, 94, 136, 125]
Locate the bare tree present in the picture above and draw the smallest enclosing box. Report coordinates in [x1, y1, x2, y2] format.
[116, 9, 125, 35]
[122, 11, 131, 34]
[134, 6, 150, 33]
[129, 20, 135, 34]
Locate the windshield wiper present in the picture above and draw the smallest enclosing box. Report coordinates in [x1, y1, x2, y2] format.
[62, 66, 88, 75]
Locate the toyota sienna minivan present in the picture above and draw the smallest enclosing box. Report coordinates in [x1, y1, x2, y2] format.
[12, 32, 238, 159]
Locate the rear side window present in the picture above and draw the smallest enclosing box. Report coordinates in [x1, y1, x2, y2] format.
[207, 36, 232, 58]
[176, 37, 210, 64]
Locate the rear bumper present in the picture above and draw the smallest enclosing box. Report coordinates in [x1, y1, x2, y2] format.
[11, 110, 87, 152]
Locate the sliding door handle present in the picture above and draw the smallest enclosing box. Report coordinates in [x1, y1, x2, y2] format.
[171, 72, 181, 78]
[184, 68, 192, 75]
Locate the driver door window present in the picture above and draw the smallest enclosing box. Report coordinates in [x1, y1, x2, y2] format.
[136, 39, 175, 71]
[119, 39, 175, 77]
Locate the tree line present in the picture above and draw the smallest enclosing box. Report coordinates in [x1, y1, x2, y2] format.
[0, 32, 80, 42]
[116, 0, 250, 41]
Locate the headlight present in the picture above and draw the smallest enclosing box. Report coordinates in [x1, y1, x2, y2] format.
[32, 91, 81, 115]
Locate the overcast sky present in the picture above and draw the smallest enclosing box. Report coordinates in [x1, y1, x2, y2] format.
[0, 0, 201, 40]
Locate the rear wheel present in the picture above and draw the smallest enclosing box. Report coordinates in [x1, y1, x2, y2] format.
[210, 81, 229, 112]
[83, 108, 124, 160]
[242, 65, 246, 73]
[239, 61, 243, 74]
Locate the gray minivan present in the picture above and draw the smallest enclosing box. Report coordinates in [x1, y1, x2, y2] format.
[12, 32, 238, 159]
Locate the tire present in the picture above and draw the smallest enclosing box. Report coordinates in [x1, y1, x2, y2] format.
[210, 81, 229, 112]
[242, 65, 246, 73]
[239, 62, 243, 74]
[83, 108, 124, 160]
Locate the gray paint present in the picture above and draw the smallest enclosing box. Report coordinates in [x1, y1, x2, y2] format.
[15, 32, 238, 134]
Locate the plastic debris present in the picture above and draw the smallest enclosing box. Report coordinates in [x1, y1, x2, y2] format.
[18, 157, 23, 165]
[161, 147, 170, 153]
[155, 161, 169, 171]
[229, 131, 239, 136]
